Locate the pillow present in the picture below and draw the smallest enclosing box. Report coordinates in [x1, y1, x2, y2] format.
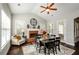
[14, 35, 21, 41]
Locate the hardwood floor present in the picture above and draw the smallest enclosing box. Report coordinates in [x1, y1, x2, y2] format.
[7, 45, 23, 55]
[7, 41, 28, 55]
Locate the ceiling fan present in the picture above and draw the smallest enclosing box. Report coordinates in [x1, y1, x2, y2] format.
[40, 3, 57, 14]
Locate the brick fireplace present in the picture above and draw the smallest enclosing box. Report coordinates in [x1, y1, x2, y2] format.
[26, 29, 40, 38]
[26, 29, 39, 44]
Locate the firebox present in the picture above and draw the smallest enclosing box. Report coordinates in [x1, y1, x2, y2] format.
[29, 31, 38, 38]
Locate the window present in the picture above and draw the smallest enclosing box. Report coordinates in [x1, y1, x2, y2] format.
[59, 24, 64, 34]
[1, 10, 11, 49]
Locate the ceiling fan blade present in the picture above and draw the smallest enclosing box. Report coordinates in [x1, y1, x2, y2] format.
[49, 3, 54, 7]
[40, 6, 46, 8]
[41, 9, 46, 13]
[50, 8, 57, 10]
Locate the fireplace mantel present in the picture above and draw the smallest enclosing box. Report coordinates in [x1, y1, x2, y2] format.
[27, 29, 39, 31]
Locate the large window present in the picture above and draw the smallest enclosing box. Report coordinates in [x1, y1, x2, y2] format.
[59, 24, 64, 34]
[1, 10, 11, 49]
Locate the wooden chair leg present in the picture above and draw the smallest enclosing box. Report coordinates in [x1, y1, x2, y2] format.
[39, 48, 41, 53]
[39, 45, 41, 53]
[53, 48, 55, 55]
[44, 47, 46, 55]
[48, 49, 50, 55]
[55, 46, 57, 54]
[58, 45, 61, 51]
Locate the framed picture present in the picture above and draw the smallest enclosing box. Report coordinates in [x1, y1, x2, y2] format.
[30, 18, 37, 27]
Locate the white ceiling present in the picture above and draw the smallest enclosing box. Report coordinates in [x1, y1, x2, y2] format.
[8, 3, 79, 21]
[9, 3, 38, 14]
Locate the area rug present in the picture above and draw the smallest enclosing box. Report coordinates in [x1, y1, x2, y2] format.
[22, 45, 75, 55]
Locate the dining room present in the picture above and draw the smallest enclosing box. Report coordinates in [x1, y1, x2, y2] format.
[0, 3, 79, 55]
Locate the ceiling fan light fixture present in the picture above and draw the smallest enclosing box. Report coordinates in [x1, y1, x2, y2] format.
[46, 9, 50, 12]
[40, 3, 57, 14]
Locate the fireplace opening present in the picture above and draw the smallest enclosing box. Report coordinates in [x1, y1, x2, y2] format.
[29, 31, 38, 38]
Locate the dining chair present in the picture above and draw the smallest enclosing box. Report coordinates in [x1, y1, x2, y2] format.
[45, 40, 56, 55]
[35, 34, 42, 50]
[39, 41, 45, 53]
[55, 37, 61, 54]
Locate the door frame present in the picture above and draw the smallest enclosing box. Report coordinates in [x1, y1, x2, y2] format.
[74, 17, 79, 47]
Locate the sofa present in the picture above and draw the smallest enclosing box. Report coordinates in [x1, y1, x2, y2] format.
[11, 35, 26, 45]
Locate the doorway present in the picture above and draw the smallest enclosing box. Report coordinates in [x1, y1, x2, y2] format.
[74, 17, 79, 48]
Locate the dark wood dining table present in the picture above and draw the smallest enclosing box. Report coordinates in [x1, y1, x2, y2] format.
[39, 36, 60, 54]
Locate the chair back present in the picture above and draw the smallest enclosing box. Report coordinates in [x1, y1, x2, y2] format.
[45, 40, 55, 49]
[55, 40, 60, 46]
[48, 38, 55, 41]
[56, 37, 61, 40]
